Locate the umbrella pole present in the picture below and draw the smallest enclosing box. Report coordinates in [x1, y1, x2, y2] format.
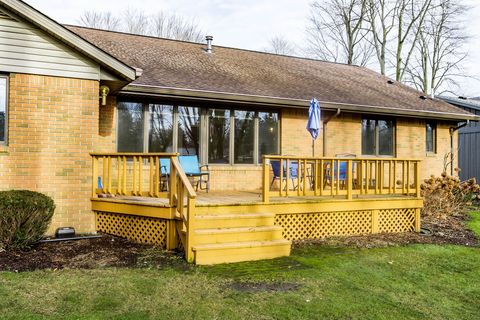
[312, 139, 314, 157]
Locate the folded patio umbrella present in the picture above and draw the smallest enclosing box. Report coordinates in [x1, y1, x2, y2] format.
[306, 98, 321, 156]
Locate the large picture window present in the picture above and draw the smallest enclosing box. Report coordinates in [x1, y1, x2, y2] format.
[361, 118, 395, 156]
[117, 101, 280, 165]
[0, 76, 8, 144]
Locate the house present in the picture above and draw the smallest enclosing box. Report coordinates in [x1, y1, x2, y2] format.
[0, 0, 478, 264]
[439, 96, 480, 182]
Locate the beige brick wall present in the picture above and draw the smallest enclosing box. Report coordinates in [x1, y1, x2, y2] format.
[0, 74, 100, 234]
[99, 105, 457, 191]
[396, 118, 458, 178]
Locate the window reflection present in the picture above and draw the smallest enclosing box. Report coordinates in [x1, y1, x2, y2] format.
[149, 104, 173, 152]
[258, 112, 279, 162]
[0, 77, 6, 143]
[234, 110, 255, 164]
[178, 106, 200, 156]
[209, 109, 230, 163]
[117, 102, 144, 152]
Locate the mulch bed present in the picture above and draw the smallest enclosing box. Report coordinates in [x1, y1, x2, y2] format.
[294, 213, 478, 249]
[0, 235, 184, 272]
[1, 212, 478, 272]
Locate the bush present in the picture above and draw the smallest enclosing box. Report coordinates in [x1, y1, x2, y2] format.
[421, 173, 479, 219]
[0, 190, 55, 250]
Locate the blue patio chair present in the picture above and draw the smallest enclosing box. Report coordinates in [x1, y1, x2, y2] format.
[160, 158, 170, 191]
[178, 155, 210, 192]
[270, 160, 299, 190]
[324, 161, 348, 188]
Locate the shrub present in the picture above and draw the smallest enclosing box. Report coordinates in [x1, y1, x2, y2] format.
[0, 190, 55, 250]
[421, 173, 479, 219]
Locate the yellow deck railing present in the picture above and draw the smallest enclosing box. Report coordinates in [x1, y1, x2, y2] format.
[262, 156, 421, 203]
[91, 153, 197, 262]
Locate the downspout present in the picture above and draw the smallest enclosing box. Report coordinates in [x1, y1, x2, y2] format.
[323, 108, 341, 157]
[449, 121, 469, 175]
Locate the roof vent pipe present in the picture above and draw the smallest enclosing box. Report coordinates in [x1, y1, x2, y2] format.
[205, 35, 213, 53]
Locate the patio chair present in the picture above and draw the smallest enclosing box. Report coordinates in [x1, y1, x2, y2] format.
[160, 158, 170, 191]
[270, 160, 299, 191]
[178, 155, 210, 192]
[324, 161, 348, 188]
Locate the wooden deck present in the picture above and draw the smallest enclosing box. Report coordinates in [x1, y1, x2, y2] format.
[95, 190, 419, 207]
[90, 153, 424, 264]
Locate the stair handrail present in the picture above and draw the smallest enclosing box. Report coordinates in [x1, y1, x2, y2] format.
[169, 156, 197, 262]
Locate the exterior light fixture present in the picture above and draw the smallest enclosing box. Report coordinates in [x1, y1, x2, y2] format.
[100, 85, 110, 106]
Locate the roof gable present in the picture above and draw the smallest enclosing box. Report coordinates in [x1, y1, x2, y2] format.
[0, 0, 136, 81]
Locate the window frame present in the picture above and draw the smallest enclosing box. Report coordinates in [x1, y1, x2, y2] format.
[0, 74, 8, 145]
[361, 117, 396, 157]
[425, 120, 437, 154]
[116, 100, 280, 165]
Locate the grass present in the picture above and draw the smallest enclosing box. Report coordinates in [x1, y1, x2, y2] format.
[0, 215, 479, 320]
[468, 210, 480, 236]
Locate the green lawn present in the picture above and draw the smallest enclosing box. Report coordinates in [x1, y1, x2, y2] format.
[1, 216, 479, 320]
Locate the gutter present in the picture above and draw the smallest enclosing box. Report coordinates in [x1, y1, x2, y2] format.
[120, 85, 480, 122]
[449, 121, 469, 175]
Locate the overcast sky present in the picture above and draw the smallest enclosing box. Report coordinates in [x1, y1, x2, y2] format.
[24, 0, 480, 97]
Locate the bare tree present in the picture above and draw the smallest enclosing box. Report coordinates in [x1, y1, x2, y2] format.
[366, 0, 398, 75]
[122, 8, 150, 35]
[78, 8, 204, 42]
[404, 0, 469, 96]
[265, 35, 296, 55]
[393, 0, 432, 81]
[78, 11, 121, 31]
[151, 12, 203, 42]
[305, 0, 373, 66]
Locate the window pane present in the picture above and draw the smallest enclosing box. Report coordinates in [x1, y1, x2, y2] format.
[0, 78, 6, 142]
[258, 112, 279, 162]
[378, 120, 394, 155]
[149, 104, 173, 152]
[234, 110, 255, 164]
[208, 109, 230, 163]
[426, 122, 435, 153]
[178, 106, 200, 156]
[117, 102, 144, 152]
[362, 119, 376, 155]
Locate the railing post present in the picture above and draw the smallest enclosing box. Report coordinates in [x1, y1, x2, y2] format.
[415, 161, 421, 198]
[347, 160, 353, 200]
[415, 208, 421, 232]
[185, 197, 196, 263]
[262, 157, 270, 204]
[169, 156, 178, 206]
[372, 209, 379, 233]
[92, 156, 98, 197]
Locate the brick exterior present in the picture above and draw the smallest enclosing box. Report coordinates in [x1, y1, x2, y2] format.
[0, 75, 459, 234]
[0, 74, 99, 234]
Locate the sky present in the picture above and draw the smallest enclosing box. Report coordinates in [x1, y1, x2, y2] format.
[23, 0, 480, 97]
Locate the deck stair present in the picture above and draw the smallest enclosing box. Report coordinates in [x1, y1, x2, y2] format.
[191, 211, 291, 265]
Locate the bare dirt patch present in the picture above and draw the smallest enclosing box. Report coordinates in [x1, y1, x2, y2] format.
[228, 281, 301, 293]
[0, 235, 185, 272]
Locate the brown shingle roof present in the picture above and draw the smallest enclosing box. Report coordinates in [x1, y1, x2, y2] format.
[67, 25, 473, 118]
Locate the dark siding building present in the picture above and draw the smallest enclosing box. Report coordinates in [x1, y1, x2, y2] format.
[439, 96, 480, 182]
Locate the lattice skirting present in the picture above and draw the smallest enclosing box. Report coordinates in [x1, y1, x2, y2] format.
[378, 208, 416, 233]
[96, 212, 168, 248]
[275, 208, 418, 241]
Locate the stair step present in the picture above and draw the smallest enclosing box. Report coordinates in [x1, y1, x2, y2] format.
[195, 213, 275, 228]
[194, 226, 283, 244]
[193, 239, 291, 265]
